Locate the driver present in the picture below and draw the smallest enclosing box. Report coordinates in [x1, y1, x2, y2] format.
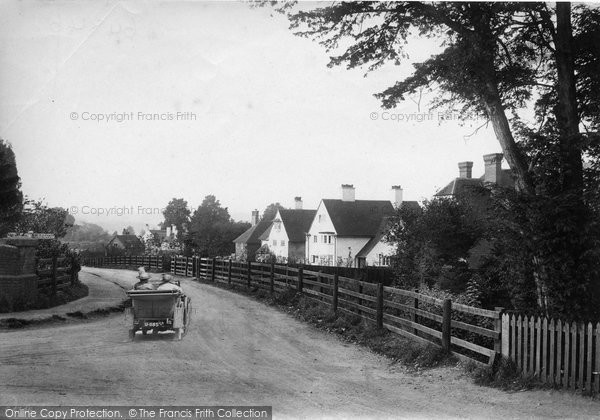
[156, 273, 182, 292]
[133, 272, 155, 290]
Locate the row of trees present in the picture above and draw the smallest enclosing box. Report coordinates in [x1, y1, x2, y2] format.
[160, 198, 287, 258]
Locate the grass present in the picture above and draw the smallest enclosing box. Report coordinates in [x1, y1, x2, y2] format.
[462, 357, 547, 391]
[0, 281, 90, 313]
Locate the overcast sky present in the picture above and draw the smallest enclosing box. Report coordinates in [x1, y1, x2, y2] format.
[0, 1, 503, 234]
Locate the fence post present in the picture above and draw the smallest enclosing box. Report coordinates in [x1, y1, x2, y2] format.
[298, 267, 303, 293]
[270, 263, 275, 293]
[495, 307, 505, 358]
[228, 259, 232, 284]
[332, 273, 339, 312]
[247, 261, 252, 287]
[209, 257, 214, 282]
[51, 255, 58, 296]
[376, 282, 384, 329]
[442, 299, 452, 353]
[412, 290, 420, 337]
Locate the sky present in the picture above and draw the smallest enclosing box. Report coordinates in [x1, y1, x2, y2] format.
[0, 1, 503, 234]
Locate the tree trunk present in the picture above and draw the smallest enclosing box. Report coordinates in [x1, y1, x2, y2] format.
[554, 2, 583, 196]
[483, 83, 536, 195]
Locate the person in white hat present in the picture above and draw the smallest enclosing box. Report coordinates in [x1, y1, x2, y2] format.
[156, 273, 182, 292]
[133, 272, 155, 290]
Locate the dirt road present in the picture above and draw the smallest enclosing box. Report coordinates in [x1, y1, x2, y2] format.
[0, 268, 598, 419]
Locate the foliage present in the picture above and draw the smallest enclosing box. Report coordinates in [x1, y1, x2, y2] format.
[13, 199, 74, 238]
[262, 202, 285, 221]
[161, 198, 191, 240]
[387, 197, 485, 292]
[186, 195, 250, 257]
[0, 139, 23, 236]
[62, 222, 111, 243]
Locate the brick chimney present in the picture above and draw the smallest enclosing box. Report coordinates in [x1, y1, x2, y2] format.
[341, 184, 355, 202]
[458, 161, 473, 179]
[251, 210, 260, 226]
[392, 185, 403, 208]
[483, 153, 504, 184]
[294, 197, 303, 210]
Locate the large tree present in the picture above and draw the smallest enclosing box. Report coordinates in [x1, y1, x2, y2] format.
[281, 2, 599, 196]
[161, 198, 191, 240]
[0, 139, 23, 236]
[186, 195, 250, 257]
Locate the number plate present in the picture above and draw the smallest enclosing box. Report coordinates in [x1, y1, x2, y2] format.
[143, 321, 165, 328]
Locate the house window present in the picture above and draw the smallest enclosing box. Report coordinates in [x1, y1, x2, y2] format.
[280, 240, 285, 246]
[313, 236, 317, 243]
[272, 240, 277, 246]
[312, 255, 318, 263]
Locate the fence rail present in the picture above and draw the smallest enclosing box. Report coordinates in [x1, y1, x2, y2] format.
[84, 255, 600, 394]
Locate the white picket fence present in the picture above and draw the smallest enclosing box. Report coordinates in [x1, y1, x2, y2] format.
[501, 314, 600, 393]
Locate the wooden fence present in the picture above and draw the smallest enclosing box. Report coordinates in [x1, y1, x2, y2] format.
[37, 255, 73, 294]
[501, 314, 600, 393]
[85, 255, 166, 271]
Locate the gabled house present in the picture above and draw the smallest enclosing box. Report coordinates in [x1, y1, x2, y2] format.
[106, 234, 144, 256]
[305, 184, 418, 267]
[258, 197, 316, 263]
[233, 210, 272, 261]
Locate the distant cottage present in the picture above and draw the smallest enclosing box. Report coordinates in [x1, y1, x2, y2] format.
[233, 210, 273, 262]
[106, 234, 144, 256]
[258, 197, 316, 263]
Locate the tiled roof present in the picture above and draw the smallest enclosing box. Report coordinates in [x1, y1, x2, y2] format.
[356, 218, 389, 258]
[435, 170, 515, 197]
[278, 209, 317, 242]
[258, 224, 273, 241]
[356, 200, 419, 258]
[322, 199, 395, 237]
[233, 219, 272, 245]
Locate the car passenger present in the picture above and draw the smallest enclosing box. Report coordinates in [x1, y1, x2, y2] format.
[156, 274, 182, 292]
[133, 272, 155, 290]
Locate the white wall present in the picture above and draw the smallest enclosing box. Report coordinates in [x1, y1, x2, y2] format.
[306, 201, 337, 264]
[364, 240, 396, 266]
[267, 212, 289, 260]
[336, 237, 370, 266]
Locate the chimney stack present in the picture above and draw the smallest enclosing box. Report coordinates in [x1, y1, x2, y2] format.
[391, 185, 403, 208]
[341, 184, 355, 202]
[294, 196, 303, 210]
[458, 161, 473, 179]
[483, 153, 504, 184]
[251, 210, 260, 226]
